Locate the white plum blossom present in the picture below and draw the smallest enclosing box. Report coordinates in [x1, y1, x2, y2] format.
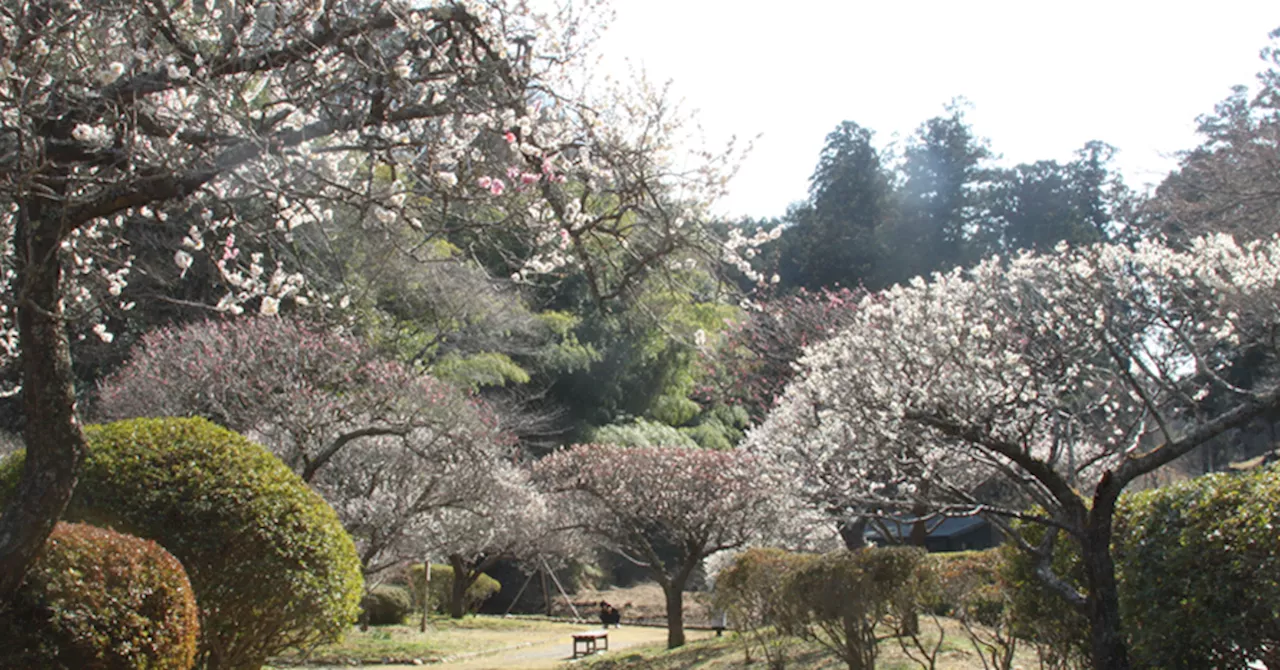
[173, 250, 193, 277]
[258, 296, 280, 316]
[70, 124, 110, 146]
[91, 323, 114, 343]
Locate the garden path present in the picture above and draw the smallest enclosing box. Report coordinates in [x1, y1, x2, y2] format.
[377, 624, 712, 670]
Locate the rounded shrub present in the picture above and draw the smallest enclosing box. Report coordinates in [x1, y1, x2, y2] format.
[0, 522, 199, 670]
[778, 547, 928, 670]
[360, 585, 413, 626]
[405, 563, 501, 615]
[713, 547, 811, 630]
[0, 418, 363, 670]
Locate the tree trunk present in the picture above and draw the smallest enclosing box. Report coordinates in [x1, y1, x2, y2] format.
[448, 555, 472, 619]
[836, 517, 867, 550]
[419, 557, 430, 632]
[663, 578, 686, 649]
[908, 500, 929, 547]
[901, 501, 929, 636]
[0, 212, 86, 603]
[540, 567, 552, 616]
[1082, 479, 1131, 670]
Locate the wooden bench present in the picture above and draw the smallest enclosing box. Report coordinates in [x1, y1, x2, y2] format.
[572, 630, 609, 658]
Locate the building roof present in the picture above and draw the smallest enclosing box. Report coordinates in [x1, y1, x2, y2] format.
[864, 515, 990, 541]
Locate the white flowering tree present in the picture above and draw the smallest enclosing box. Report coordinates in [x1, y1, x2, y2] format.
[415, 461, 577, 618]
[0, 0, 766, 600]
[533, 443, 778, 649]
[746, 235, 1280, 670]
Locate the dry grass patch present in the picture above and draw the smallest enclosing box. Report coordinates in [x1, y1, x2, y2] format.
[551, 582, 715, 628]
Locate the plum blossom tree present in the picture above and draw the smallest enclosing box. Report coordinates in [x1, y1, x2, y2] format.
[746, 235, 1280, 670]
[305, 430, 505, 575]
[414, 461, 576, 618]
[95, 316, 513, 573]
[533, 443, 777, 649]
[699, 287, 863, 426]
[0, 0, 767, 600]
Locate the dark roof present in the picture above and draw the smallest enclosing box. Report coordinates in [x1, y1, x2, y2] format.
[864, 516, 989, 540]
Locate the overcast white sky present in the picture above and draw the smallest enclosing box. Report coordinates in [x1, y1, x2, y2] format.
[594, 1, 1280, 220]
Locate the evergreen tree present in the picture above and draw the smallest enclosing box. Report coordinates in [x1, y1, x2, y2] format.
[985, 141, 1122, 255]
[776, 122, 893, 291]
[884, 104, 992, 284]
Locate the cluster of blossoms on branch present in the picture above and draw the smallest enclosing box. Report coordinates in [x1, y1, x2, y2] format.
[746, 234, 1280, 518]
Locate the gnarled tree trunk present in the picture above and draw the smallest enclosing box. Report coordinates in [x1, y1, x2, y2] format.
[0, 210, 87, 603]
[448, 555, 472, 619]
[1082, 482, 1131, 670]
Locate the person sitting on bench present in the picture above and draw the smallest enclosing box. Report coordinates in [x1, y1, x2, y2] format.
[598, 601, 621, 628]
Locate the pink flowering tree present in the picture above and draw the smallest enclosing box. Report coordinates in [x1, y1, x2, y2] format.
[95, 316, 513, 573]
[699, 287, 864, 426]
[694, 287, 875, 547]
[746, 235, 1280, 670]
[0, 0, 776, 599]
[533, 444, 778, 649]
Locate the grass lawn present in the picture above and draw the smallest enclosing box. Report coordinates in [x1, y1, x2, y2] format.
[264, 588, 1046, 669]
[580, 617, 1043, 669]
[267, 616, 585, 666]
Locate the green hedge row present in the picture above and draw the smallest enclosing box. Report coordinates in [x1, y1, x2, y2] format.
[999, 465, 1280, 668]
[714, 466, 1280, 668]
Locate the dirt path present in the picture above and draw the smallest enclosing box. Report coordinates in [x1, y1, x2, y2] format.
[377, 626, 714, 670]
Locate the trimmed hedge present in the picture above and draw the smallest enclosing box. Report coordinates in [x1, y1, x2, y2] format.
[360, 585, 413, 626]
[778, 547, 929, 670]
[714, 547, 810, 629]
[0, 522, 199, 670]
[0, 418, 363, 670]
[1000, 465, 1280, 669]
[998, 519, 1096, 668]
[713, 547, 811, 668]
[926, 550, 1005, 626]
[1114, 467, 1280, 669]
[405, 563, 501, 615]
